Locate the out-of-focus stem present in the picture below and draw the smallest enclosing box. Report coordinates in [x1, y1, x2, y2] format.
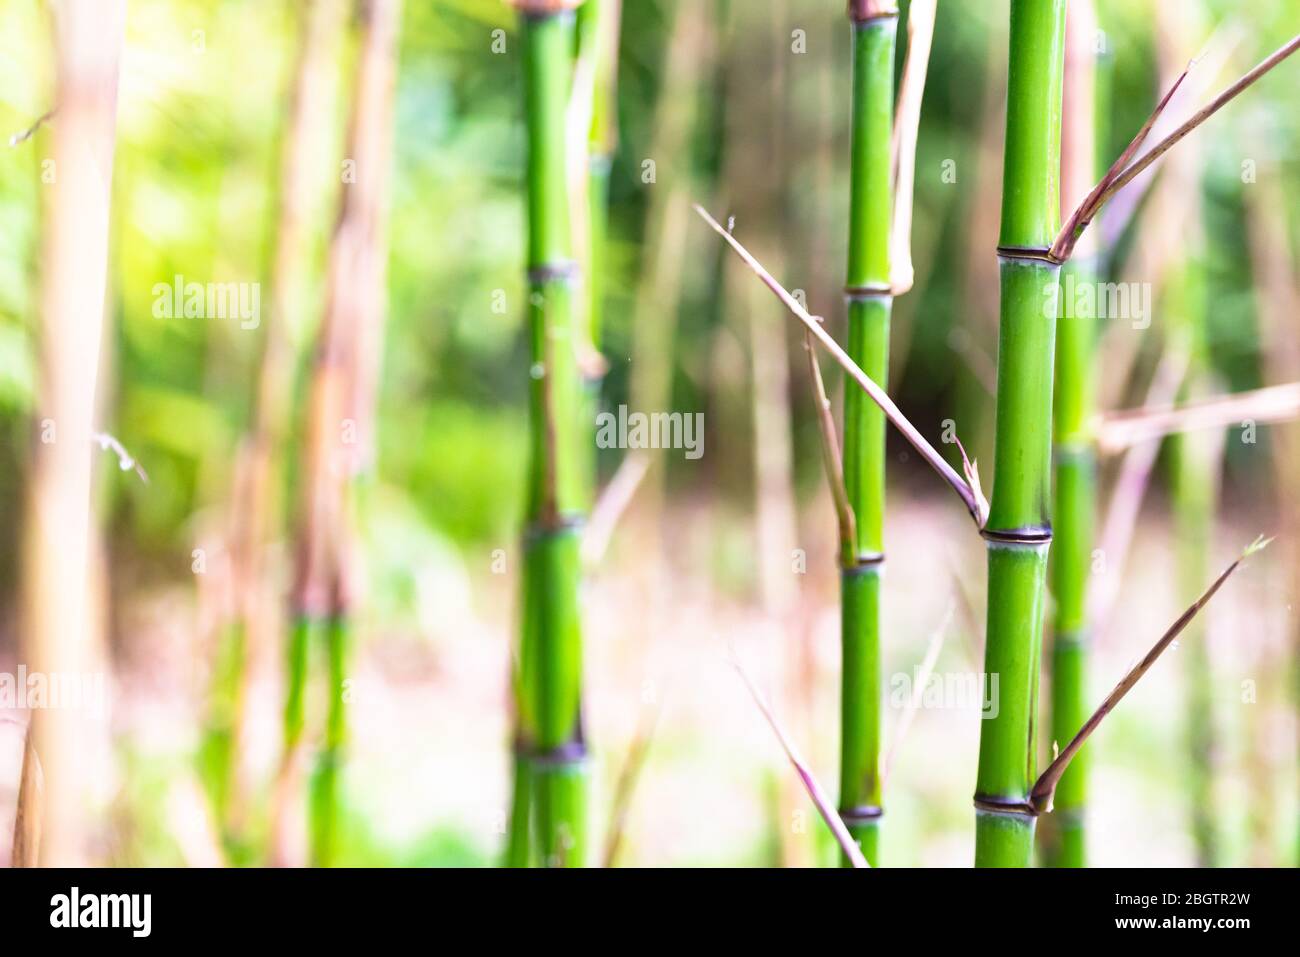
[276, 0, 402, 868]
[1043, 0, 1097, 869]
[19, 0, 126, 868]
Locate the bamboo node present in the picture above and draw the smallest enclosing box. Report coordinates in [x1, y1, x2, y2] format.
[979, 526, 1053, 546]
[510, 0, 582, 16]
[973, 794, 1037, 817]
[839, 804, 884, 822]
[848, 1, 900, 24]
[995, 245, 1062, 265]
[530, 741, 589, 769]
[524, 514, 585, 540]
[843, 553, 885, 574]
[1052, 442, 1094, 463]
[528, 260, 581, 285]
[1052, 627, 1091, 649]
[843, 283, 893, 301]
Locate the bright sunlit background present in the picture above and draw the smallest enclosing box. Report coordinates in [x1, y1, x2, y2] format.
[0, 0, 1298, 866]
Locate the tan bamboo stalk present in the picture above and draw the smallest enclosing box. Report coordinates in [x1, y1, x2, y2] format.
[11, 721, 41, 866]
[1245, 160, 1300, 865]
[210, 0, 346, 841]
[18, 0, 126, 868]
[627, 0, 710, 542]
[274, 0, 402, 868]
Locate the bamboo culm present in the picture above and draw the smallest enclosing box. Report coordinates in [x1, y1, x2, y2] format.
[975, 0, 1066, 868]
[1043, 0, 1099, 868]
[1167, 255, 1222, 866]
[839, 0, 896, 867]
[508, 3, 590, 868]
[1045, 254, 1094, 867]
[278, 0, 401, 868]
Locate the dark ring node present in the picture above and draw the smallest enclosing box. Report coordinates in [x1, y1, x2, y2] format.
[527, 260, 581, 285]
[850, 10, 901, 25]
[524, 514, 586, 541]
[973, 793, 1037, 817]
[839, 805, 884, 822]
[980, 526, 1053, 545]
[844, 283, 892, 300]
[843, 553, 885, 574]
[995, 245, 1062, 265]
[530, 741, 589, 768]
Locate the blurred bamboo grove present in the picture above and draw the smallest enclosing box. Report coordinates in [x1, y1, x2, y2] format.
[0, 0, 1296, 867]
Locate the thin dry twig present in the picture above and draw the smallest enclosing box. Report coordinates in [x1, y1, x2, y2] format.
[1052, 58, 1191, 262]
[1031, 536, 1268, 813]
[601, 693, 664, 868]
[695, 203, 985, 526]
[582, 451, 651, 566]
[1052, 32, 1300, 262]
[1097, 381, 1300, 454]
[732, 654, 869, 868]
[880, 603, 952, 785]
[1097, 23, 1243, 254]
[10, 717, 41, 867]
[947, 558, 985, 665]
[1090, 342, 1190, 634]
[93, 430, 149, 484]
[803, 328, 857, 566]
[9, 109, 55, 147]
[888, 0, 937, 295]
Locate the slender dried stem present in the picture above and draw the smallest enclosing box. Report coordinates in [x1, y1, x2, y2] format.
[1031, 538, 1268, 812]
[1089, 342, 1190, 634]
[1097, 381, 1300, 454]
[601, 694, 663, 868]
[803, 329, 857, 567]
[11, 719, 41, 867]
[9, 108, 55, 146]
[888, 0, 936, 294]
[694, 204, 985, 526]
[582, 451, 650, 567]
[733, 657, 869, 869]
[1052, 32, 1300, 262]
[880, 604, 951, 785]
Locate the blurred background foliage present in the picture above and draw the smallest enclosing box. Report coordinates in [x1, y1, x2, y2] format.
[0, 0, 1297, 866]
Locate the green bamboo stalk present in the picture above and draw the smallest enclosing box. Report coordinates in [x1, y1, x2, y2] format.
[509, 0, 590, 868]
[1171, 423, 1221, 867]
[838, 0, 897, 867]
[570, 0, 618, 512]
[283, 619, 314, 757]
[198, 621, 246, 829]
[1043, 0, 1098, 869]
[1166, 255, 1221, 867]
[310, 609, 351, 867]
[275, 0, 400, 868]
[974, 0, 1065, 868]
[1044, 258, 1092, 867]
[574, 0, 619, 352]
[204, 0, 345, 851]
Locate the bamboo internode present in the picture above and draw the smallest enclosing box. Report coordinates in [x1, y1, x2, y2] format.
[973, 0, 1067, 868]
